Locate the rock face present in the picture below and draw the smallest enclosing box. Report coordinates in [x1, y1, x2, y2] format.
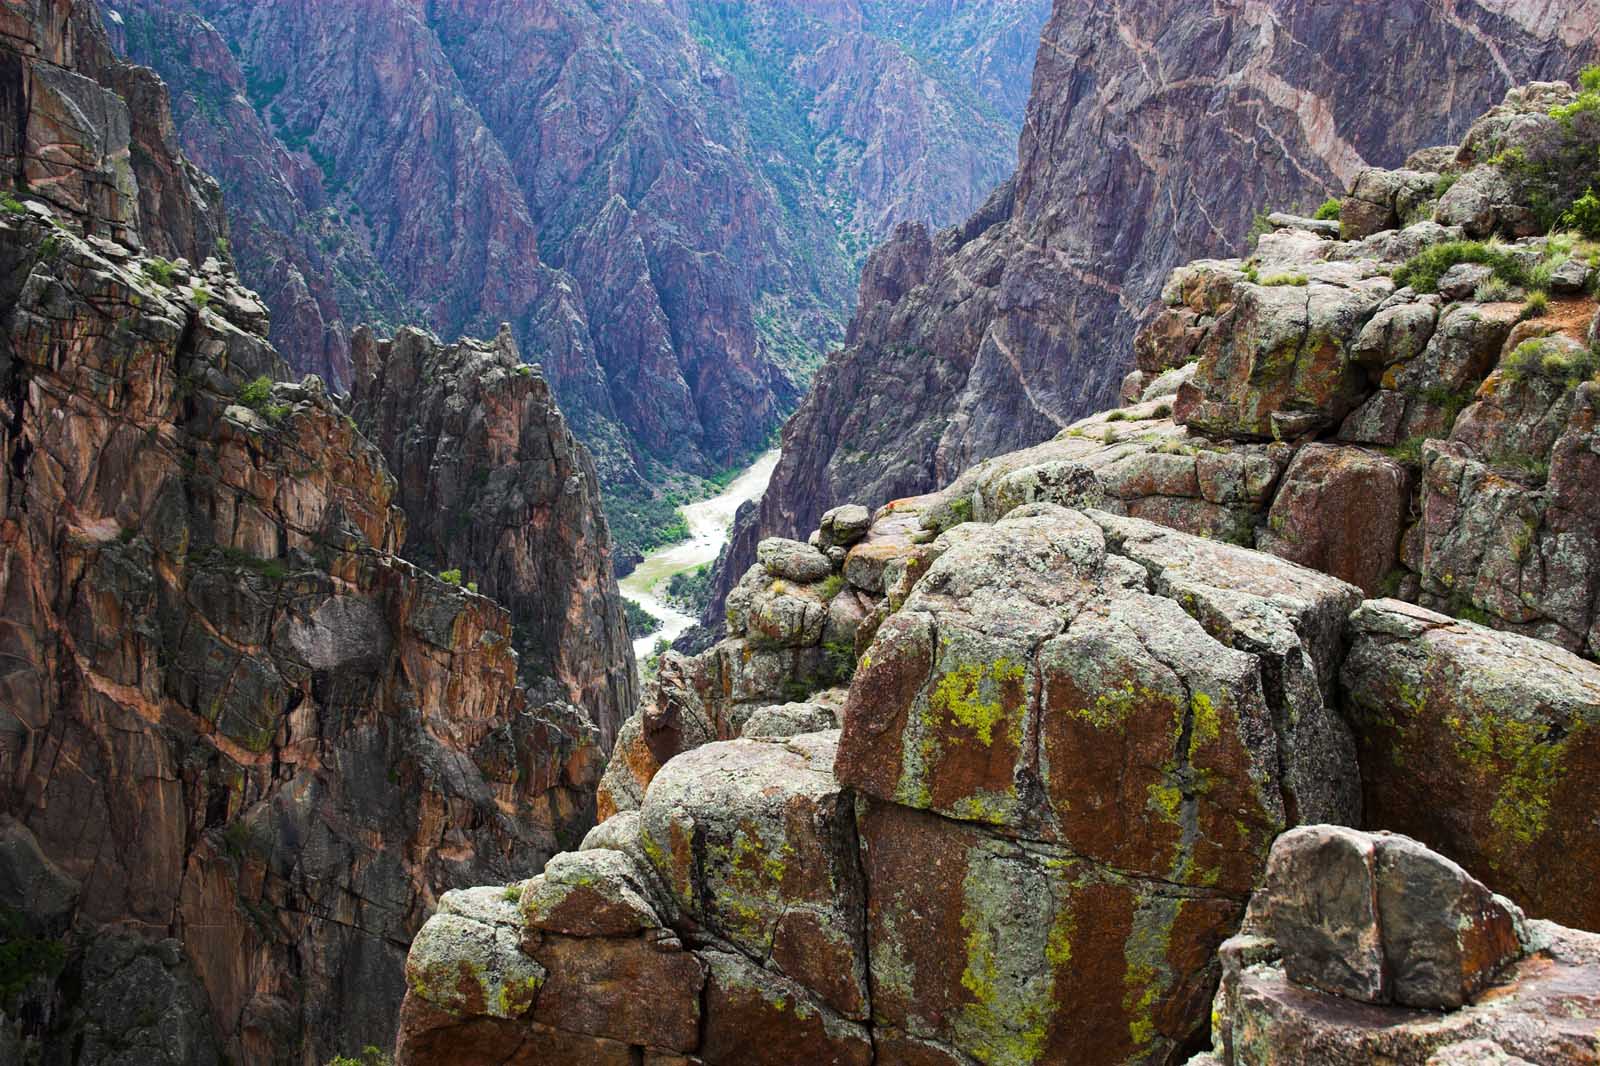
[397, 71, 1600, 1066]
[1342, 600, 1600, 931]
[0, 0, 224, 260]
[0, 6, 631, 1062]
[716, 0, 1597, 622]
[100, 0, 1047, 531]
[349, 325, 636, 750]
[1193, 827, 1600, 1066]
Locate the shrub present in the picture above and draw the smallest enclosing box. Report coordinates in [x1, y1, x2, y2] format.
[1391, 241, 1529, 294]
[1501, 337, 1600, 387]
[815, 572, 846, 602]
[438, 568, 463, 586]
[1562, 187, 1600, 239]
[327, 1049, 392, 1066]
[142, 257, 178, 287]
[1434, 172, 1460, 199]
[1313, 197, 1342, 221]
[1105, 409, 1130, 423]
[0, 194, 25, 215]
[1551, 65, 1600, 125]
[1153, 402, 1173, 419]
[1260, 272, 1309, 287]
[1473, 277, 1518, 303]
[191, 285, 213, 309]
[1518, 290, 1550, 321]
[237, 375, 289, 423]
[1246, 211, 1273, 249]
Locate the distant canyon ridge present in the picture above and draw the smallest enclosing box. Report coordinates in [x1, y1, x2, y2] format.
[99, 0, 1050, 556]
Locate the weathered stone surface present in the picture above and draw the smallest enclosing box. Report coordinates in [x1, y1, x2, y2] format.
[700, 951, 873, 1066]
[530, 935, 705, 1052]
[759, 537, 835, 584]
[1375, 834, 1524, 1010]
[520, 850, 663, 939]
[352, 325, 636, 749]
[1343, 600, 1600, 929]
[1258, 444, 1414, 595]
[820, 504, 872, 549]
[406, 892, 544, 1021]
[1256, 826, 1387, 1003]
[638, 733, 868, 1020]
[1197, 831, 1595, 1066]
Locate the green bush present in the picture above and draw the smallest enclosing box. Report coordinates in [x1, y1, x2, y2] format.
[1313, 197, 1342, 221]
[438, 568, 463, 586]
[1501, 337, 1600, 387]
[1260, 272, 1309, 287]
[1518, 290, 1550, 321]
[1391, 241, 1529, 293]
[1551, 65, 1600, 125]
[236, 375, 290, 423]
[142, 257, 178, 287]
[327, 1049, 392, 1066]
[664, 565, 714, 615]
[1562, 188, 1600, 239]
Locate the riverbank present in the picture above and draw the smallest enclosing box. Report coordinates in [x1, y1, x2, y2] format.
[618, 450, 780, 660]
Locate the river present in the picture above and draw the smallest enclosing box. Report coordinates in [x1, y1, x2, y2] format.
[619, 449, 780, 660]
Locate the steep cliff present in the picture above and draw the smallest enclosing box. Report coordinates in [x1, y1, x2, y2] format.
[0, 4, 634, 1063]
[349, 325, 636, 751]
[714, 0, 1600, 621]
[96, 0, 1047, 559]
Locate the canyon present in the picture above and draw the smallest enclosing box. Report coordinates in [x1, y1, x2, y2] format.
[710, 0, 1600, 624]
[7, 0, 1600, 1065]
[96, 0, 1050, 561]
[397, 71, 1600, 1066]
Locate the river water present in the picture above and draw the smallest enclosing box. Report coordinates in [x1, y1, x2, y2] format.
[619, 450, 780, 660]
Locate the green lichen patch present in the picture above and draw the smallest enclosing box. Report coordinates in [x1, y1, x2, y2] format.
[930, 659, 1027, 747]
[1451, 710, 1577, 854]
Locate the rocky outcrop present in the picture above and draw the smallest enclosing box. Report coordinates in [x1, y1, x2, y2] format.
[397, 74, 1600, 1066]
[349, 325, 636, 751]
[100, 0, 1045, 531]
[397, 502, 1369, 1065]
[717, 0, 1597, 622]
[1, 0, 224, 260]
[1191, 827, 1599, 1066]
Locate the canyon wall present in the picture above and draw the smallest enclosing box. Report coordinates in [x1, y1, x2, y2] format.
[98, 0, 1049, 559]
[0, 3, 635, 1062]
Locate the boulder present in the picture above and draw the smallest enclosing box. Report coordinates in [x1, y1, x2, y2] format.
[1197, 829, 1595, 1066]
[757, 538, 834, 583]
[520, 850, 663, 938]
[1257, 443, 1413, 595]
[1342, 600, 1600, 929]
[405, 889, 545, 1020]
[638, 732, 869, 1020]
[819, 504, 872, 549]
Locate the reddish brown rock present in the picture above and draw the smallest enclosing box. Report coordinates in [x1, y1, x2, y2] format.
[700, 951, 872, 1066]
[530, 936, 705, 1052]
[1258, 443, 1414, 595]
[1342, 599, 1600, 929]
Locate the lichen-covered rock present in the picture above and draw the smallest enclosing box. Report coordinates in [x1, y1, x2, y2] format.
[638, 732, 868, 1020]
[1195, 830, 1596, 1066]
[832, 505, 1360, 1061]
[406, 890, 545, 1020]
[1342, 600, 1600, 929]
[1169, 261, 1395, 440]
[758, 537, 835, 584]
[520, 850, 663, 938]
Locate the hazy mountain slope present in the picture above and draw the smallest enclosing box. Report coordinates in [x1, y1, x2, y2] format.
[99, 0, 1046, 558]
